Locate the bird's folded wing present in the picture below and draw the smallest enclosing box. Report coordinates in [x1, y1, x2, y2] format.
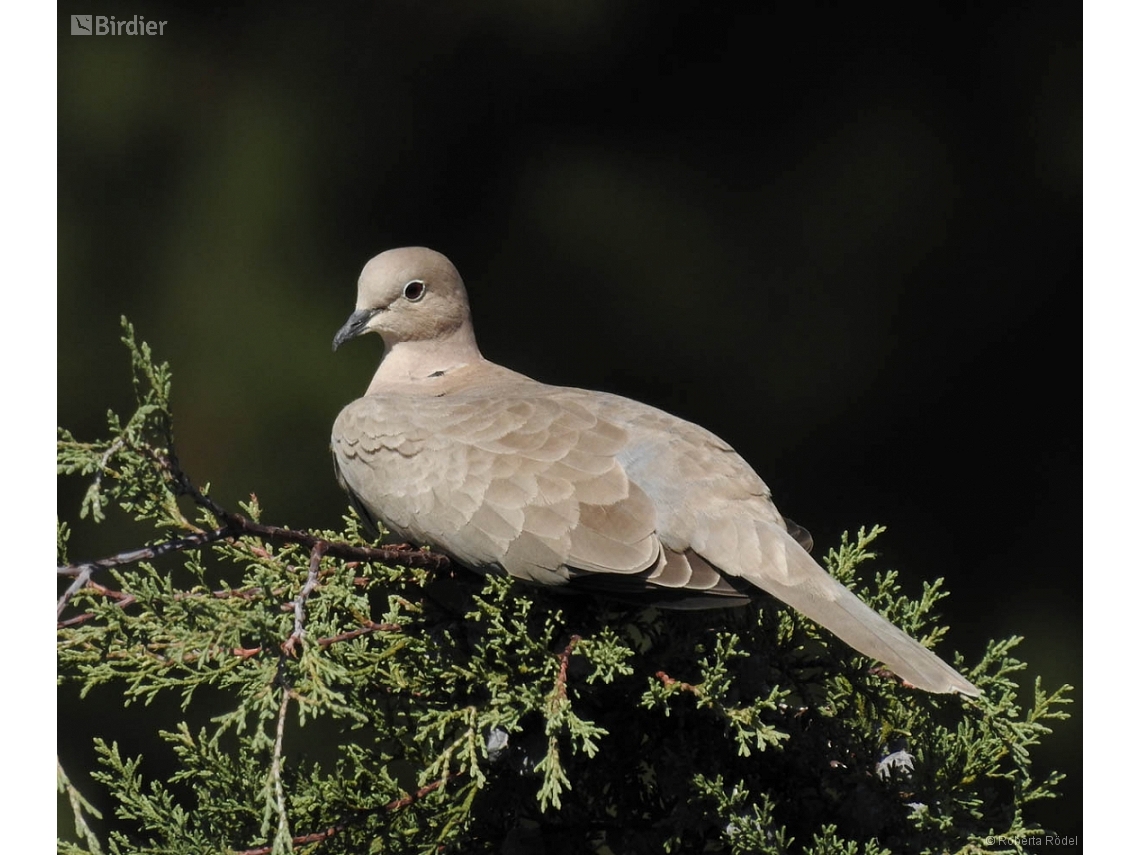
[331, 392, 662, 586]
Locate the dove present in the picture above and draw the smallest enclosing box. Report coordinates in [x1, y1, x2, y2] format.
[330, 247, 979, 696]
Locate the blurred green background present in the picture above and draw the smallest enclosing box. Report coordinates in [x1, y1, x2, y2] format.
[57, 0, 1081, 841]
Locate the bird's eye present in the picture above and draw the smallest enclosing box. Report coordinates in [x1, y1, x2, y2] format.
[403, 280, 426, 302]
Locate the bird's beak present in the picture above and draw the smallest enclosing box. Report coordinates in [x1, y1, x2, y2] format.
[333, 308, 377, 351]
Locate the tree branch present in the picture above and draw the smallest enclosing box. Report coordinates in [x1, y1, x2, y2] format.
[554, 635, 582, 700]
[57, 519, 449, 581]
[266, 687, 294, 851]
[57, 447, 449, 622]
[282, 542, 327, 656]
[231, 771, 464, 855]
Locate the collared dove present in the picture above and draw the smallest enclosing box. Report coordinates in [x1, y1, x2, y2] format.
[331, 247, 979, 696]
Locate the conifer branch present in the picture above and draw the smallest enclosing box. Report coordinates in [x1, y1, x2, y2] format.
[56, 514, 449, 582]
[282, 543, 327, 656]
[383, 771, 465, 813]
[232, 772, 465, 855]
[317, 620, 402, 647]
[56, 442, 449, 625]
[266, 688, 294, 852]
[232, 825, 351, 855]
[58, 525, 241, 578]
[654, 669, 699, 695]
[554, 635, 582, 700]
[231, 822, 349, 855]
[57, 565, 95, 620]
[57, 757, 104, 855]
[56, 321, 1076, 854]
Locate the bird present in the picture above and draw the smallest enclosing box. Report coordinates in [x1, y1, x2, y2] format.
[330, 247, 979, 696]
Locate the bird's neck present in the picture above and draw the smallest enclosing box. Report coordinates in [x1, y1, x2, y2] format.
[367, 324, 484, 392]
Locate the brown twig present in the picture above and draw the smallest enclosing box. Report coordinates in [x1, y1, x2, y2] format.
[224, 515, 452, 570]
[868, 665, 917, 690]
[65, 616, 404, 665]
[57, 582, 269, 629]
[239, 618, 406, 661]
[229, 621, 406, 661]
[56, 520, 448, 581]
[56, 526, 240, 618]
[282, 543, 328, 656]
[156, 446, 449, 569]
[230, 821, 350, 855]
[554, 635, 582, 700]
[382, 771, 462, 812]
[57, 612, 99, 629]
[230, 771, 464, 855]
[56, 566, 95, 620]
[56, 579, 402, 641]
[318, 620, 402, 647]
[57, 525, 241, 580]
[654, 670, 700, 695]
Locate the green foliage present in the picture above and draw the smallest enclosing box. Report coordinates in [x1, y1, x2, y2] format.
[58, 323, 1073, 854]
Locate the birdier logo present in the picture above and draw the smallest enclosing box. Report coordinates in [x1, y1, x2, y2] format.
[70, 15, 168, 36]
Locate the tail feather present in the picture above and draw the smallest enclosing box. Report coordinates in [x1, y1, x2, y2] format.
[739, 523, 979, 696]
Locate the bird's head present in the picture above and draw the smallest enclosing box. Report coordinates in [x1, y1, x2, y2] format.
[332, 247, 473, 351]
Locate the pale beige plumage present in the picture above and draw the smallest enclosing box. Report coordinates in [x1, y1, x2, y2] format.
[331, 247, 979, 696]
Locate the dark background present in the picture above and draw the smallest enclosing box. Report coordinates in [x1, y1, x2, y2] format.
[57, 0, 1081, 840]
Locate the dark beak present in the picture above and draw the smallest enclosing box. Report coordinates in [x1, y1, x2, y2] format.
[332, 308, 377, 351]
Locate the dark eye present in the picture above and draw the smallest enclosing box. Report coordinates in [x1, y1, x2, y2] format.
[403, 280, 426, 302]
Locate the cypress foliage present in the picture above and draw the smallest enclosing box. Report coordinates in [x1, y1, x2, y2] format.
[58, 321, 1072, 854]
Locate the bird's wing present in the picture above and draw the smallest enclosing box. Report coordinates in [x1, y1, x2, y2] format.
[584, 390, 979, 695]
[331, 390, 667, 587]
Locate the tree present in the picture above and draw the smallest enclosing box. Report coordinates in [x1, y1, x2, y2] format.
[57, 321, 1072, 854]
